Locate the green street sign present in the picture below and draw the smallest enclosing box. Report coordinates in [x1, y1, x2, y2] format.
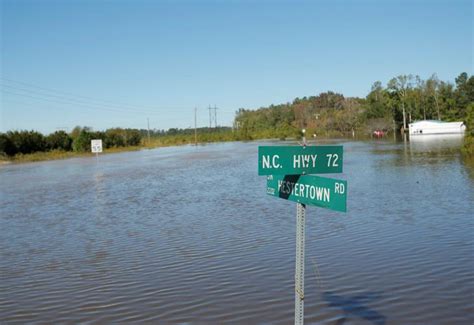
[258, 146, 343, 175]
[266, 174, 347, 212]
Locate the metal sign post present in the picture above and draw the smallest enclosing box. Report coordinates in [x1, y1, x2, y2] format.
[295, 129, 306, 325]
[258, 129, 347, 325]
[295, 200, 306, 325]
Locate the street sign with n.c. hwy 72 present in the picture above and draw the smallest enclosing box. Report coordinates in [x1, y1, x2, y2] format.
[258, 145, 343, 175]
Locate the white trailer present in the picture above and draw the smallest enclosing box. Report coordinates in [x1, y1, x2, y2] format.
[408, 120, 466, 135]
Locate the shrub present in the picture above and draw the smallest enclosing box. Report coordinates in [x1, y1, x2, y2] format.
[0, 133, 17, 156]
[72, 130, 93, 152]
[6, 130, 46, 154]
[46, 131, 73, 151]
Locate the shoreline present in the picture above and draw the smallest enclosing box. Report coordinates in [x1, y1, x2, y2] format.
[0, 137, 321, 165]
[0, 144, 153, 165]
[2, 134, 470, 165]
[0, 138, 240, 165]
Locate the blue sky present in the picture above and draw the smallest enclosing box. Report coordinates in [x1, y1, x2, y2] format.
[1, 0, 472, 134]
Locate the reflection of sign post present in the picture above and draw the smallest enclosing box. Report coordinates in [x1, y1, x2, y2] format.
[91, 139, 102, 161]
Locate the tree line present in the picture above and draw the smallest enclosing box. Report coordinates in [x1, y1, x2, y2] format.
[0, 125, 236, 158]
[1, 72, 473, 158]
[234, 72, 474, 139]
[0, 126, 142, 157]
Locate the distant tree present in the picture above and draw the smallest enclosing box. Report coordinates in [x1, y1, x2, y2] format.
[467, 75, 474, 103]
[425, 74, 441, 120]
[366, 81, 390, 119]
[466, 103, 474, 136]
[387, 74, 414, 129]
[7, 130, 46, 154]
[437, 81, 457, 121]
[342, 98, 363, 135]
[46, 131, 72, 151]
[454, 73, 474, 119]
[70, 126, 82, 139]
[462, 103, 474, 157]
[413, 75, 426, 120]
[125, 129, 142, 146]
[105, 128, 125, 147]
[455, 72, 469, 105]
[0, 133, 17, 156]
[71, 126, 92, 140]
[72, 129, 93, 152]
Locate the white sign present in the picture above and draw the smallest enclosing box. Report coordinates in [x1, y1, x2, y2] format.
[91, 139, 103, 153]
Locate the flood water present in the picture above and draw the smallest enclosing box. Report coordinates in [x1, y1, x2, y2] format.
[1, 138, 473, 324]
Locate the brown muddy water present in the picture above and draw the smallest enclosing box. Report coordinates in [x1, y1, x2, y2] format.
[1, 138, 473, 324]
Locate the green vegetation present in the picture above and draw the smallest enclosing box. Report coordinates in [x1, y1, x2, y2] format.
[0, 126, 237, 163]
[0, 127, 144, 163]
[234, 72, 474, 140]
[462, 103, 474, 161]
[1, 72, 473, 163]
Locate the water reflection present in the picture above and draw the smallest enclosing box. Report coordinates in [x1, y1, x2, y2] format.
[408, 133, 464, 152]
[0, 141, 472, 324]
[369, 134, 467, 168]
[323, 291, 386, 325]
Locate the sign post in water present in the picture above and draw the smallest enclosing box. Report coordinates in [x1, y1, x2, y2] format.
[258, 132, 347, 325]
[91, 139, 103, 161]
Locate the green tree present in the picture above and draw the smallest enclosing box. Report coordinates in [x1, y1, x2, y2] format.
[46, 131, 72, 151]
[425, 74, 441, 120]
[387, 74, 413, 130]
[72, 129, 93, 152]
[462, 103, 474, 158]
[105, 128, 125, 147]
[467, 76, 474, 103]
[125, 129, 142, 146]
[0, 133, 17, 156]
[454, 72, 469, 113]
[7, 130, 46, 154]
[366, 81, 390, 118]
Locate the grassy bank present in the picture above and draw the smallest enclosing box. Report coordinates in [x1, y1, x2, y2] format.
[2, 127, 467, 165]
[0, 131, 240, 164]
[0, 146, 144, 164]
[461, 103, 474, 164]
[0, 129, 379, 165]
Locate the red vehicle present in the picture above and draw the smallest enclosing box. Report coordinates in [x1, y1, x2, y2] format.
[373, 130, 385, 138]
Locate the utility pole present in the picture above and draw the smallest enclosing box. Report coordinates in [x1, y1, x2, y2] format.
[207, 105, 219, 129]
[147, 118, 151, 144]
[194, 107, 198, 146]
[208, 105, 212, 129]
[214, 105, 218, 128]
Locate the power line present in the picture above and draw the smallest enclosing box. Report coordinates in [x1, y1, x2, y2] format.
[1, 84, 191, 115]
[1, 97, 137, 117]
[1, 77, 236, 113]
[207, 105, 219, 128]
[1, 89, 166, 115]
[2, 97, 228, 127]
[1, 77, 189, 112]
